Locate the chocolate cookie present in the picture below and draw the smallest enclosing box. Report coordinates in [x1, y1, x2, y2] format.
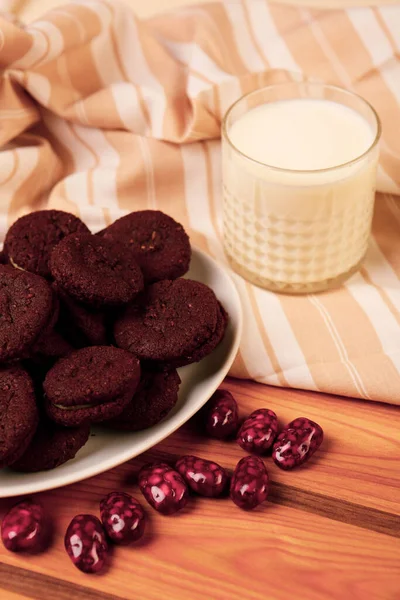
[106, 366, 180, 431]
[0, 265, 54, 362]
[4, 210, 90, 279]
[54, 283, 107, 346]
[43, 288, 60, 333]
[50, 233, 144, 307]
[98, 210, 191, 283]
[0, 365, 38, 468]
[23, 354, 58, 395]
[31, 328, 73, 360]
[29, 286, 61, 353]
[44, 346, 141, 426]
[114, 279, 219, 362]
[169, 302, 228, 367]
[11, 418, 90, 472]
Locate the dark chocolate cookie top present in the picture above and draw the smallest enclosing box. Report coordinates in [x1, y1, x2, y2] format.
[50, 233, 144, 307]
[106, 366, 180, 432]
[11, 418, 90, 473]
[114, 278, 219, 361]
[0, 265, 54, 362]
[4, 210, 90, 279]
[98, 210, 191, 283]
[0, 364, 38, 468]
[44, 346, 141, 409]
[169, 302, 228, 367]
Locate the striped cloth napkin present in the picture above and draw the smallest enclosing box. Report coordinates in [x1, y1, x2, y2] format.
[1, 0, 399, 404]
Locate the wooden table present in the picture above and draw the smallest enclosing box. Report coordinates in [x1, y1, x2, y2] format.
[0, 379, 399, 600]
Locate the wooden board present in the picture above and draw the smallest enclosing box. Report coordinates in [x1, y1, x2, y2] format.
[0, 378, 399, 600]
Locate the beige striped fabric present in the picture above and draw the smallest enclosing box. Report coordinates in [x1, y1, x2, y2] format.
[12, 0, 400, 23]
[1, 0, 400, 404]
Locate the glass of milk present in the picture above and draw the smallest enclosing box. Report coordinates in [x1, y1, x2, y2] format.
[222, 82, 381, 294]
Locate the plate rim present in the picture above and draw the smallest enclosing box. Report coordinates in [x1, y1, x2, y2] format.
[0, 246, 243, 497]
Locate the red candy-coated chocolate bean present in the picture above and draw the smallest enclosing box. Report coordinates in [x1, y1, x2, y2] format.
[205, 390, 239, 439]
[100, 492, 146, 544]
[65, 514, 108, 574]
[175, 455, 228, 497]
[230, 456, 269, 510]
[272, 417, 324, 470]
[138, 463, 188, 515]
[236, 408, 278, 454]
[1, 501, 47, 553]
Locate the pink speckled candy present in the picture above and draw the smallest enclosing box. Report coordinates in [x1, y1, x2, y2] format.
[272, 417, 324, 470]
[138, 463, 188, 515]
[236, 408, 278, 455]
[100, 492, 146, 544]
[175, 455, 228, 497]
[65, 514, 108, 573]
[205, 390, 239, 439]
[230, 456, 269, 510]
[1, 500, 46, 553]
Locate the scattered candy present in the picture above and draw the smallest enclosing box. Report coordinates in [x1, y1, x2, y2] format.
[1, 399, 326, 573]
[205, 390, 239, 439]
[236, 408, 278, 455]
[139, 463, 188, 515]
[176, 455, 228, 497]
[230, 456, 269, 510]
[100, 492, 146, 544]
[1, 500, 47, 553]
[65, 514, 108, 574]
[272, 417, 324, 470]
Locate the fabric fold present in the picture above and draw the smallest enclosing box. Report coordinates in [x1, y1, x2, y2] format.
[1, 0, 400, 404]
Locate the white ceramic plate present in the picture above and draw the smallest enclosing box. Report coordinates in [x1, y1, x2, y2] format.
[0, 248, 242, 498]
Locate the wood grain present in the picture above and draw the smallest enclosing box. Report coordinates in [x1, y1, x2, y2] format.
[0, 379, 399, 600]
[0, 500, 399, 600]
[0, 590, 33, 600]
[268, 482, 400, 538]
[152, 379, 400, 515]
[0, 564, 120, 600]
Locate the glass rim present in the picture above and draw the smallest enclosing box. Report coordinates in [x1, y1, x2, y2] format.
[221, 82, 382, 175]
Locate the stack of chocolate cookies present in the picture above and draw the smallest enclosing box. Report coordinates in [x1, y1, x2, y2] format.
[0, 209, 228, 473]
